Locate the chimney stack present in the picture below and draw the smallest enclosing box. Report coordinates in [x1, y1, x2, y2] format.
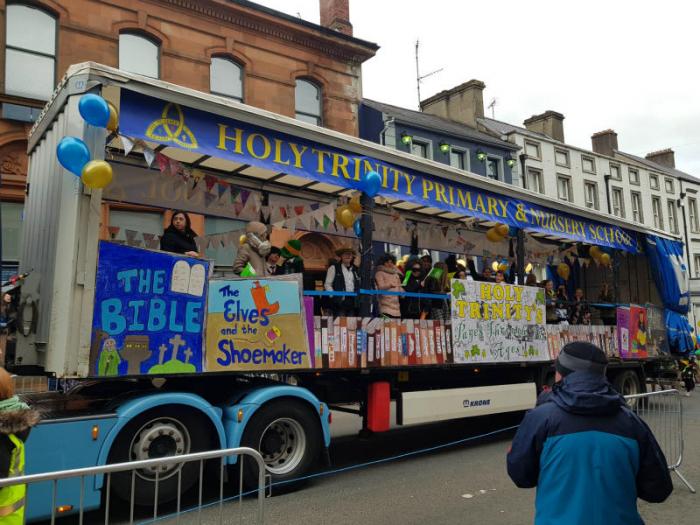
[645, 148, 675, 169]
[319, 0, 352, 36]
[591, 129, 618, 157]
[523, 111, 565, 142]
[420, 80, 485, 128]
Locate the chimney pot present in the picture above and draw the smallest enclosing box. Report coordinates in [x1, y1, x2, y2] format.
[523, 111, 565, 142]
[420, 79, 486, 128]
[591, 129, 618, 157]
[645, 148, 675, 169]
[319, 0, 352, 35]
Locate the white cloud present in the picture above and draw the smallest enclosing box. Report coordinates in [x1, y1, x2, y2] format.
[254, 0, 700, 173]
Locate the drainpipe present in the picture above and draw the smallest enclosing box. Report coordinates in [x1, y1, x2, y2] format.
[678, 181, 694, 328]
[379, 117, 395, 147]
[603, 174, 612, 215]
[519, 153, 528, 190]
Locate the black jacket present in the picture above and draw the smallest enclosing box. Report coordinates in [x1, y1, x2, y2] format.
[0, 408, 40, 478]
[160, 226, 197, 255]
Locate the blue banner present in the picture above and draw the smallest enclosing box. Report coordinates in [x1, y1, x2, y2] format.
[120, 90, 640, 253]
[90, 242, 209, 376]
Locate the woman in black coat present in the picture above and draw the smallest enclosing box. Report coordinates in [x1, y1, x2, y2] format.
[159, 210, 199, 257]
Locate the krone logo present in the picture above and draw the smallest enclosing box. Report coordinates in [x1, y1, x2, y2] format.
[145, 103, 198, 149]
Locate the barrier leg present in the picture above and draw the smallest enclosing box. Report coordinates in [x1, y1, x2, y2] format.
[671, 467, 697, 494]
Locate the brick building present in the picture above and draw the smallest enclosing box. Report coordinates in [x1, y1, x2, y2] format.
[0, 0, 377, 274]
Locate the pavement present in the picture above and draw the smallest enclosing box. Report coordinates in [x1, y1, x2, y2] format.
[122, 392, 700, 525]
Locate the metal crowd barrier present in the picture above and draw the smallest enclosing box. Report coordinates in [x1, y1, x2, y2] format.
[0, 447, 266, 524]
[624, 389, 696, 494]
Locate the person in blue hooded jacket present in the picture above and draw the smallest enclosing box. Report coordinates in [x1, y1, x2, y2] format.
[507, 342, 673, 525]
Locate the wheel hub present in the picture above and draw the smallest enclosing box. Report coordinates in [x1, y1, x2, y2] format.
[130, 418, 190, 480]
[258, 418, 306, 476]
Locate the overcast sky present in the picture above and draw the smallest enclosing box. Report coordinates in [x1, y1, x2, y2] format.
[255, 0, 700, 175]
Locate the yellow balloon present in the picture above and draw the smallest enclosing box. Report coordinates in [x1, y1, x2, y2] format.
[496, 223, 510, 238]
[337, 206, 355, 229]
[349, 195, 362, 214]
[486, 227, 504, 242]
[589, 246, 602, 260]
[557, 262, 570, 280]
[599, 252, 611, 267]
[106, 102, 119, 132]
[498, 263, 508, 272]
[239, 234, 248, 246]
[81, 160, 113, 189]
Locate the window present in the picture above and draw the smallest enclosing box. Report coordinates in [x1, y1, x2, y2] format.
[119, 33, 159, 78]
[665, 178, 675, 193]
[652, 197, 663, 229]
[631, 192, 643, 223]
[5, 4, 56, 100]
[411, 140, 429, 159]
[1, 202, 23, 262]
[584, 181, 599, 210]
[650, 174, 660, 190]
[582, 156, 596, 174]
[667, 200, 679, 234]
[108, 210, 163, 246]
[555, 149, 569, 167]
[210, 57, 243, 102]
[689, 198, 699, 233]
[609, 164, 621, 180]
[557, 175, 572, 201]
[629, 168, 640, 185]
[449, 148, 466, 170]
[295, 79, 322, 125]
[205, 217, 245, 267]
[486, 157, 501, 180]
[526, 168, 543, 193]
[525, 140, 541, 160]
[694, 255, 700, 277]
[612, 188, 624, 218]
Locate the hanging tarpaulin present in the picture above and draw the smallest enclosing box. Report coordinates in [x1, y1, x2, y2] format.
[665, 310, 694, 354]
[119, 90, 640, 253]
[644, 235, 689, 313]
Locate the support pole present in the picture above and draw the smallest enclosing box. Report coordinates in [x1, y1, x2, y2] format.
[359, 193, 374, 317]
[516, 229, 525, 285]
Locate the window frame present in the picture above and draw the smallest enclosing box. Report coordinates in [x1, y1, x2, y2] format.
[554, 148, 570, 168]
[664, 178, 675, 194]
[583, 180, 599, 210]
[652, 196, 664, 229]
[4, 3, 58, 100]
[628, 168, 640, 186]
[667, 199, 679, 234]
[581, 155, 596, 174]
[689, 197, 700, 233]
[449, 146, 468, 171]
[485, 155, 503, 181]
[524, 140, 541, 160]
[294, 77, 323, 126]
[649, 173, 660, 190]
[119, 31, 161, 79]
[630, 191, 643, 223]
[526, 167, 543, 194]
[556, 174, 573, 202]
[611, 187, 625, 218]
[694, 254, 700, 277]
[409, 136, 432, 160]
[209, 56, 244, 102]
[609, 163, 621, 180]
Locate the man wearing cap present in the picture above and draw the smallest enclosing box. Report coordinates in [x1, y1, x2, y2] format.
[507, 342, 672, 525]
[324, 247, 360, 316]
[280, 239, 304, 275]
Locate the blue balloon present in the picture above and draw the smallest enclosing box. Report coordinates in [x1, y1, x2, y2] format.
[56, 137, 90, 176]
[353, 218, 362, 237]
[78, 94, 110, 128]
[363, 170, 382, 197]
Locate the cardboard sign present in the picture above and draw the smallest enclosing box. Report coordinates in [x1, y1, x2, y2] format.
[90, 242, 208, 376]
[205, 276, 310, 371]
[619, 305, 649, 359]
[451, 280, 548, 363]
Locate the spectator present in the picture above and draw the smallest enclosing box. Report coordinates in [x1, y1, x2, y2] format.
[401, 259, 424, 319]
[324, 247, 360, 317]
[159, 210, 199, 257]
[0, 367, 40, 525]
[374, 253, 403, 318]
[681, 356, 697, 397]
[467, 258, 494, 282]
[598, 282, 616, 326]
[525, 273, 538, 287]
[507, 342, 672, 524]
[280, 239, 304, 275]
[556, 285, 569, 324]
[424, 261, 450, 320]
[543, 280, 558, 324]
[569, 288, 591, 325]
[265, 247, 281, 276]
[419, 254, 433, 276]
[495, 270, 505, 283]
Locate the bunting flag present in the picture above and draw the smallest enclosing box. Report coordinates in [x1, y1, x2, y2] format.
[217, 183, 228, 200]
[143, 147, 155, 167]
[240, 189, 250, 205]
[234, 201, 244, 215]
[323, 215, 332, 229]
[121, 135, 135, 156]
[204, 193, 217, 208]
[204, 175, 217, 192]
[261, 206, 271, 221]
[108, 226, 120, 238]
[294, 205, 305, 216]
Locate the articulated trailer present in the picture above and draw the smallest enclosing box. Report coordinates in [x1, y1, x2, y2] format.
[11, 63, 689, 520]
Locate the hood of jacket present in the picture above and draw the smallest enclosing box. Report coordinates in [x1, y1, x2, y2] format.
[548, 371, 625, 416]
[0, 409, 40, 435]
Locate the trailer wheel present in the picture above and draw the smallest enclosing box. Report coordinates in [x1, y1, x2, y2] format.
[613, 370, 642, 407]
[240, 400, 321, 490]
[108, 407, 215, 505]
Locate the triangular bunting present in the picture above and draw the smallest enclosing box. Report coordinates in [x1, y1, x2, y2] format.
[204, 193, 217, 207]
[120, 135, 135, 156]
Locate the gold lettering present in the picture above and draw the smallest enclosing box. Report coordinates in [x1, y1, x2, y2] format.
[289, 143, 308, 168]
[311, 148, 332, 173]
[246, 133, 271, 160]
[331, 153, 351, 179]
[273, 139, 290, 166]
[216, 125, 243, 154]
[422, 179, 435, 199]
[403, 173, 416, 195]
[435, 182, 448, 203]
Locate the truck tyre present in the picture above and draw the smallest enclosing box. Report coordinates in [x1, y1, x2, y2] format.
[612, 370, 642, 407]
[240, 400, 321, 491]
[108, 407, 215, 505]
